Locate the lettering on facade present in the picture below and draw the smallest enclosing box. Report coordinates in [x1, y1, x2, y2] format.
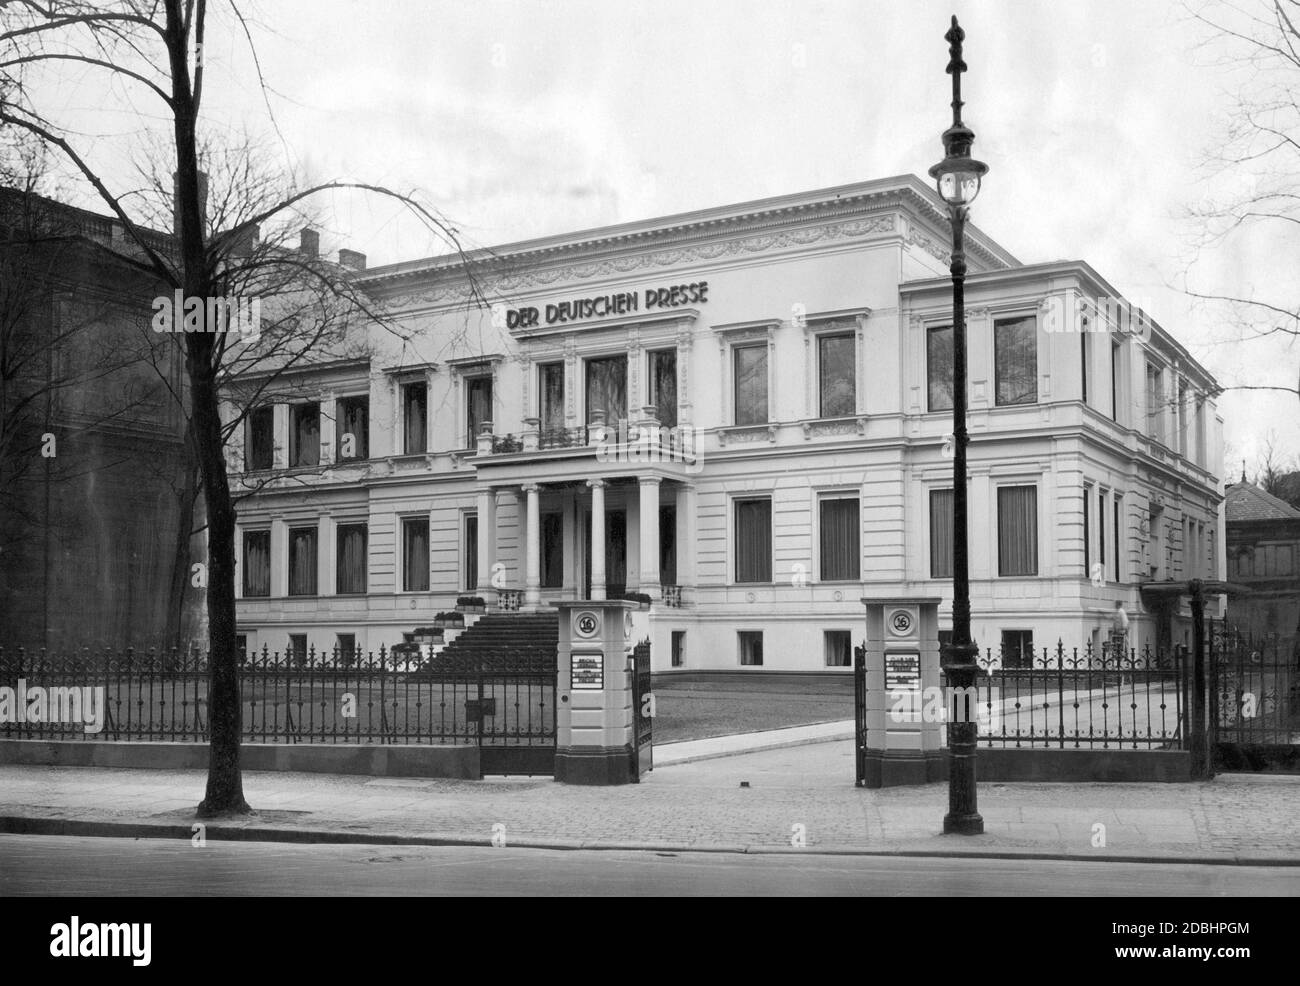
[506, 281, 708, 329]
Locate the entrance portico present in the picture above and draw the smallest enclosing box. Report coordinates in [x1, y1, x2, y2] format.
[470, 442, 694, 609]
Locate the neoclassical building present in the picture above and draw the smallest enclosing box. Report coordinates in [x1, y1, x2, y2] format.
[225, 174, 1225, 670]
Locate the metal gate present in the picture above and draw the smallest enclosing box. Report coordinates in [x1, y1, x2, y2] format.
[461, 651, 557, 776]
[630, 638, 653, 779]
[1208, 621, 1300, 773]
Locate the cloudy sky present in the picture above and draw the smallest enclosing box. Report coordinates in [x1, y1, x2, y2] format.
[27, 0, 1300, 475]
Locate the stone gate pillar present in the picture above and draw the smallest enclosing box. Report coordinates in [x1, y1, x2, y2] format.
[859, 595, 946, 787]
[553, 600, 637, 784]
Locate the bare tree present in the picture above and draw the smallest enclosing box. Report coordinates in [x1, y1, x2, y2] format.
[0, 1, 479, 815]
[1183, 0, 1300, 403]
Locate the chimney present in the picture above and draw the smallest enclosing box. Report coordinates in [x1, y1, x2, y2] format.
[172, 170, 208, 237]
[231, 223, 260, 257]
[299, 227, 320, 258]
[338, 248, 366, 271]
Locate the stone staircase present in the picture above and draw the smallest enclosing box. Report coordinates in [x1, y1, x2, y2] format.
[413, 612, 559, 674]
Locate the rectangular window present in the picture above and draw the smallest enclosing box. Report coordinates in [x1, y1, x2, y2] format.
[927, 324, 953, 412]
[647, 349, 678, 428]
[336, 523, 367, 595]
[466, 375, 492, 448]
[930, 489, 954, 578]
[824, 629, 852, 668]
[335, 395, 369, 461]
[819, 496, 860, 581]
[1001, 630, 1034, 670]
[1110, 340, 1120, 422]
[538, 363, 565, 434]
[734, 498, 772, 583]
[1177, 379, 1188, 456]
[246, 406, 274, 471]
[1099, 488, 1107, 574]
[1146, 362, 1162, 440]
[464, 514, 478, 591]
[738, 630, 764, 667]
[1083, 485, 1092, 578]
[402, 382, 427, 454]
[1114, 496, 1122, 583]
[671, 630, 685, 668]
[402, 517, 430, 592]
[994, 316, 1037, 406]
[818, 333, 855, 418]
[997, 485, 1038, 577]
[585, 355, 627, 424]
[289, 402, 320, 467]
[288, 526, 318, 596]
[659, 504, 677, 585]
[541, 512, 563, 589]
[287, 633, 307, 667]
[242, 530, 270, 597]
[336, 633, 356, 667]
[733, 343, 768, 425]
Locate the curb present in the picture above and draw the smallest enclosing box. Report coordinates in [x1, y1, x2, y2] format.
[3, 815, 1298, 867]
[654, 722, 854, 766]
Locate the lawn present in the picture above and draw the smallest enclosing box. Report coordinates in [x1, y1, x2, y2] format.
[650, 673, 854, 745]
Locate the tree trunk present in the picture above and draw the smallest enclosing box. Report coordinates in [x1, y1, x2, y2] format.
[192, 365, 248, 816]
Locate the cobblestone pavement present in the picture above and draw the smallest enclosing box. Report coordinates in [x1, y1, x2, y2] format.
[0, 741, 1296, 861]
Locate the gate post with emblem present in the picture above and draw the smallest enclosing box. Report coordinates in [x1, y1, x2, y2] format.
[553, 600, 638, 784]
[858, 596, 945, 787]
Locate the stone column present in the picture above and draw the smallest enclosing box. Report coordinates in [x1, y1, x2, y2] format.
[318, 515, 336, 597]
[589, 479, 607, 600]
[677, 484, 696, 597]
[270, 517, 288, 597]
[524, 483, 542, 609]
[638, 476, 661, 597]
[476, 488, 497, 597]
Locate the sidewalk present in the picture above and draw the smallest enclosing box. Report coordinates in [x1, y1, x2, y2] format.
[0, 732, 1297, 863]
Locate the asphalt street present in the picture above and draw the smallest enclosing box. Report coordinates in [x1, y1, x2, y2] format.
[1, 834, 1295, 896]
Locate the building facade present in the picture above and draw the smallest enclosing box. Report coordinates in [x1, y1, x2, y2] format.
[1224, 479, 1300, 641]
[225, 175, 1225, 670]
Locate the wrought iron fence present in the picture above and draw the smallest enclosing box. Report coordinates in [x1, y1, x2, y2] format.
[0, 645, 555, 748]
[939, 641, 1188, 750]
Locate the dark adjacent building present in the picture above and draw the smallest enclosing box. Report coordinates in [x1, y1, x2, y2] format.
[1224, 479, 1300, 641]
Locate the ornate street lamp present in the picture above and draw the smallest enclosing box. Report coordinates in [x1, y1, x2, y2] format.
[929, 15, 987, 836]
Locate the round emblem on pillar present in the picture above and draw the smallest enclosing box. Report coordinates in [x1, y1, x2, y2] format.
[888, 609, 915, 636]
[575, 611, 600, 639]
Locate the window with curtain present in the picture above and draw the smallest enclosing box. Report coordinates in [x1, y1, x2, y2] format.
[659, 505, 677, 585]
[734, 498, 772, 583]
[466, 375, 493, 447]
[1110, 340, 1121, 422]
[647, 349, 677, 428]
[402, 517, 429, 592]
[541, 512, 563, 588]
[289, 403, 320, 467]
[994, 316, 1037, 406]
[1083, 485, 1092, 576]
[733, 344, 768, 425]
[1081, 325, 1090, 404]
[819, 496, 859, 581]
[927, 324, 954, 412]
[288, 634, 307, 667]
[539, 363, 565, 433]
[464, 514, 478, 591]
[738, 631, 764, 666]
[246, 406, 274, 471]
[1114, 496, 1123, 582]
[997, 485, 1038, 576]
[824, 630, 852, 667]
[336, 633, 356, 666]
[818, 333, 855, 418]
[1145, 362, 1162, 440]
[243, 530, 270, 597]
[403, 382, 427, 454]
[335, 396, 369, 460]
[336, 523, 367, 594]
[288, 526, 318, 595]
[930, 489, 953, 578]
[585, 356, 627, 424]
[1001, 629, 1034, 670]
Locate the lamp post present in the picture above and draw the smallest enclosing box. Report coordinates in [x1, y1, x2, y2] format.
[929, 15, 987, 836]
